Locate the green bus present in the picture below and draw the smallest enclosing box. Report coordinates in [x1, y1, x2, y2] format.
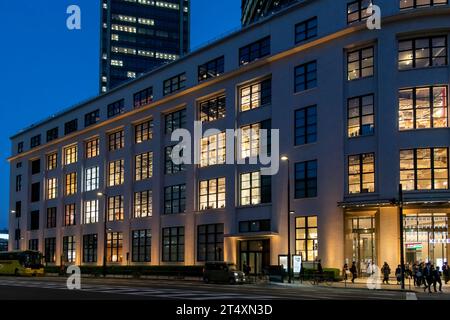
[0, 251, 44, 276]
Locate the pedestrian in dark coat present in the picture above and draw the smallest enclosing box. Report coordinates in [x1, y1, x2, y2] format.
[350, 262, 357, 283]
[412, 264, 418, 287]
[443, 262, 449, 285]
[433, 266, 443, 293]
[381, 262, 391, 284]
[423, 263, 433, 293]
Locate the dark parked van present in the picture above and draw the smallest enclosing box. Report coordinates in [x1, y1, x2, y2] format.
[203, 262, 246, 284]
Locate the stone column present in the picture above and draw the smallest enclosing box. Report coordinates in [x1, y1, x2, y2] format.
[378, 207, 400, 270]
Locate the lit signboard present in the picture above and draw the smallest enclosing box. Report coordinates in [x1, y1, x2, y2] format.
[293, 255, 302, 273]
[406, 243, 423, 250]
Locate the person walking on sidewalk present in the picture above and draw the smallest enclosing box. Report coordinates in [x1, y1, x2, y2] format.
[433, 266, 443, 293]
[381, 262, 391, 284]
[443, 262, 449, 285]
[395, 265, 402, 285]
[412, 263, 418, 287]
[423, 262, 433, 293]
[343, 263, 349, 281]
[350, 261, 357, 283]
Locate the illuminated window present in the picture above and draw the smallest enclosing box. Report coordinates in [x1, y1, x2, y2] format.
[165, 109, 186, 134]
[46, 178, 58, 200]
[162, 227, 184, 262]
[198, 56, 224, 82]
[295, 17, 318, 44]
[399, 36, 447, 70]
[240, 171, 271, 206]
[295, 160, 317, 198]
[132, 230, 151, 262]
[400, 148, 449, 191]
[295, 105, 317, 145]
[108, 195, 124, 221]
[295, 61, 317, 92]
[348, 94, 374, 137]
[135, 152, 153, 181]
[240, 79, 271, 112]
[135, 120, 153, 143]
[348, 153, 375, 194]
[65, 172, 77, 196]
[134, 87, 153, 108]
[46, 207, 57, 229]
[199, 178, 226, 210]
[197, 224, 224, 262]
[83, 234, 97, 263]
[399, 86, 448, 130]
[134, 190, 152, 218]
[240, 120, 271, 159]
[64, 204, 76, 227]
[239, 36, 270, 66]
[295, 216, 318, 262]
[400, 0, 448, 10]
[347, 47, 374, 80]
[107, 232, 123, 263]
[109, 130, 124, 151]
[62, 236, 76, 263]
[85, 138, 99, 158]
[199, 95, 226, 122]
[108, 159, 124, 187]
[83, 200, 98, 224]
[347, 0, 372, 24]
[64, 145, 78, 165]
[164, 184, 186, 214]
[200, 132, 226, 167]
[165, 146, 186, 174]
[47, 153, 57, 171]
[85, 166, 99, 192]
[163, 73, 186, 96]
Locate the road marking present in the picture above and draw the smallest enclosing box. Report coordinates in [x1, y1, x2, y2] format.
[406, 292, 418, 300]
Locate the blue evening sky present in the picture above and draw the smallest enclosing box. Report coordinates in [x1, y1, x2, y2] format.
[0, 0, 241, 229]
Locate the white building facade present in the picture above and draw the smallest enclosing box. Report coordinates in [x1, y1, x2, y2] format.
[8, 0, 450, 274]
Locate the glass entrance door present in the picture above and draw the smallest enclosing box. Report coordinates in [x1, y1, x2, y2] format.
[351, 217, 376, 276]
[239, 240, 270, 275]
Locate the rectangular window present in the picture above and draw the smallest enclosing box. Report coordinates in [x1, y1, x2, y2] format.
[84, 200, 99, 224]
[132, 230, 152, 262]
[164, 184, 186, 214]
[85, 166, 99, 191]
[135, 152, 153, 181]
[46, 207, 57, 229]
[295, 17, 318, 44]
[348, 94, 375, 137]
[108, 159, 124, 186]
[295, 61, 317, 92]
[46, 178, 57, 200]
[46, 153, 57, 171]
[107, 232, 123, 262]
[134, 190, 152, 218]
[197, 224, 224, 262]
[108, 195, 124, 221]
[239, 36, 270, 66]
[348, 153, 375, 194]
[165, 109, 186, 134]
[85, 138, 99, 158]
[399, 36, 447, 70]
[199, 177, 226, 210]
[198, 56, 225, 82]
[200, 132, 226, 167]
[295, 216, 318, 262]
[400, 0, 448, 10]
[46, 127, 59, 142]
[17, 142, 24, 154]
[162, 227, 184, 262]
[31, 182, 40, 202]
[240, 79, 272, 112]
[399, 86, 448, 130]
[84, 110, 100, 127]
[239, 220, 271, 233]
[347, 47, 374, 80]
[62, 236, 76, 263]
[44, 238, 56, 263]
[400, 148, 449, 190]
[65, 172, 77, 196]
[83, 234, 97, 263]
[240, 120, 271, 159]
[347, 0, 372, 24]
[108, 130, 125, 151]
[30, 210, 40, 231]
[165, 146, 186, 174]
[64, 204, 76, 226]
[295, 106, 317, 145]
[31, 159, 41, 175]
[240, 171, 271, 206]
[15, 201, 22, 218]
[29, 239, 39, 251]
[134, 87, 153, 109]
[30, 135, 41, 149]
[16, 175, 22, 192]
[107, 99, 125, 118]
[64, 119, 78, 135]
[163, 73, 186, 96]
[295, 160, 318, 198]
[135, 120, 153, 143]
[199, 95, 226, 122]
[64, 145, 78, 165]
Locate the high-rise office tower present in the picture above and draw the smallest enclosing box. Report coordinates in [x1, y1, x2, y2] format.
[241, 0, 296, 25]
[100, 0, 190, 92]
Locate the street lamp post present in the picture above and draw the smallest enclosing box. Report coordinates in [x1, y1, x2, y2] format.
[398, 184, 405, 290]
[97, 192, 108, 277]
[281, 156, 292, 284]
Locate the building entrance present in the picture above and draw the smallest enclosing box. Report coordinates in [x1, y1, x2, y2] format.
[351, 217, 376, 276]
[239, 240, 270, 275]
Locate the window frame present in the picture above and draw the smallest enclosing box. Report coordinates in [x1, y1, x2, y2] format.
[294, 61, 317, 93]
[198, 56, 225, 82]
[295, 17, 318, 44]
[348, 153, 376, 194]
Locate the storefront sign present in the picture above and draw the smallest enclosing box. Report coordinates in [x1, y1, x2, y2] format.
[406, 243, 423, 250]
[429, 239, 450, 244]
[293, 255, 302, 273]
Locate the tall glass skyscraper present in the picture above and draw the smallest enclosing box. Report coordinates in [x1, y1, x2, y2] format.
[241, 0, 296, 25]
[100, 0, 190, 92]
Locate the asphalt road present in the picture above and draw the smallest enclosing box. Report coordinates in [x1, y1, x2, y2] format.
[0, 276, 418, 300]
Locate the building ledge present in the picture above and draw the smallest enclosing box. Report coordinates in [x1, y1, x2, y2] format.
[224, 231, 278, 239]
